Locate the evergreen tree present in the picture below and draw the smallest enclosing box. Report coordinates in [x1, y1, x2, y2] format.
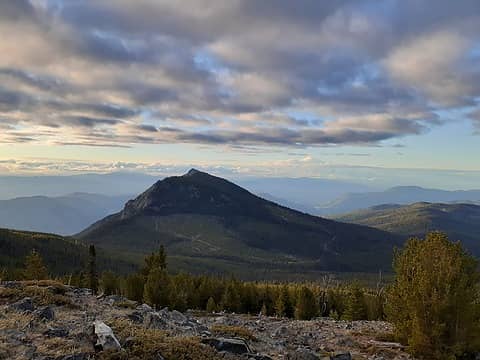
[295, 286, 317, 320]
[221, 281, 241, 313]
[386, 232, 480, 359]
[125, 273, 145, 302]
[206, 297, 217, 313]
[343, 283, 367, 321]
[101, 271, 120, 295]
[275, 285, 293, 318]
[23, 249, 48, 280]
[143, 268, 170, 309]
[141, 245, 167, 278]
[87, 244, 99, 294]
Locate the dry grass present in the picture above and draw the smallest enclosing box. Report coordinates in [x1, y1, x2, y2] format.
[104, 318, 222, 360]
[36, 337, 92, 358]
[0, 312, 34, 329]
[210, 324, 257, 341]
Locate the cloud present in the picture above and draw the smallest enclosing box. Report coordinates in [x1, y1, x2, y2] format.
[0, 0, 479, 148]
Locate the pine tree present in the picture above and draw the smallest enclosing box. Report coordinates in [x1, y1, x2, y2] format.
[143, 268, 170, 309]
[343, 283, 367, 321]
[275, 285, 293, 318]
[23, 249, 48, 280]
[101, 271, 119, 295]
[386, 232, 480, 359]
[125, 273, 145, 302]
[295, 286, 317, 320]
[141, 246, 167, 278]
[87, 245, 98, 294]
[221, 281, 241, 313]
[206, 297, 217, 313]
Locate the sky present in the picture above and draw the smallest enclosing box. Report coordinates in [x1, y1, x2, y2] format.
[0, 1, 479, 188]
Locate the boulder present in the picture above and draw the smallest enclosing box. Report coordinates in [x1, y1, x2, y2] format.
[144, 312, 167, 329]
[330, 353, 351, 360]
[202, 337, 251, 354]
[44, 327, 69, 338]
[127, 310, 144, 324]
[93, 320, 121, 351]
[34, 306, 55, 321]
[9, 297, 34, 312]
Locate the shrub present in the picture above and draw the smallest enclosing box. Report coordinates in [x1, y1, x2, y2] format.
[210, 325, 256, 341]
[386, 232, 480, 359]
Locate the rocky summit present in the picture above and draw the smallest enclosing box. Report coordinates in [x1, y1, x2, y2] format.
[0, 281, 411, 359]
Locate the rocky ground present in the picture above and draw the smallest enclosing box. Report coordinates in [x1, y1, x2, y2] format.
[0, 281, 412, 360]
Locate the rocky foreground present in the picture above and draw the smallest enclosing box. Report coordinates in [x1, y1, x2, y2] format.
[0, 281, 412, 360]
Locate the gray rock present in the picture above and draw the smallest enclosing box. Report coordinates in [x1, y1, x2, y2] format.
[144, 312, 167, 329]
[93, 320, 122, 351]
[44, 327, 69, 338]
[330, 353, 351, 360]
[136, 303, 153, 312]
[170, 309, 188, 323]
[128, 310, 144, 323]
[9, 297, 34, 312]
[35, 306, 55, 321]
[202, 337, 251, 354]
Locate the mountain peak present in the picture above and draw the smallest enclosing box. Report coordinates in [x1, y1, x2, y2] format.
[183, 168, 202, 177]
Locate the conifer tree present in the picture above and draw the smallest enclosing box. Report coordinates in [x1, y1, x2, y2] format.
[125, 273, 145, 302]
[221, 281, 241, 313]
[206, 297, 217, 313]
[87, 244, 99, 294]
[101, 271, 119, 295]
[141, 245, 167, 278]
[343, 283, 367, 321]
[275, 285, 293, 318]
[23, 249, 48, 280]
[386, 232, 480, 359]
[144, 268, 170, 309]
[295, 286, 317, 320]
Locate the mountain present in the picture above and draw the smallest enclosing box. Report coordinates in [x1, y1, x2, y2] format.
[0, 172, 158, 199]
[335, 202, 480, 255]
[319, 186, 480, 215]
[239, 177, 373, 214]
[0, 193, 132, 235]
[0, 228, 136, 275]
[78, 169, 401, 275]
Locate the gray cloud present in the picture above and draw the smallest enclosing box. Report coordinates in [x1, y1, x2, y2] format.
[0, 0, 478, 148]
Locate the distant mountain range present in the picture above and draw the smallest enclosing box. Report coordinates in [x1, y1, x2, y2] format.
[78, 169, 400, 275]
[0, 193, 132, 235]
[0, 172, 157, 199]
[319, 186, 480, 215]
[335, 202, 480, 256]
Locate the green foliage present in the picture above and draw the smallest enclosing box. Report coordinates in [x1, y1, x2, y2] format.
[88, 245, 99, 294]
[125, 273, 145, 302]
[295, 286, 317, 320]
[206, 297, 217, 312]
[220, 281, 241, 313]
[342, 283, 367, 321]
[23, 250, 49, 280]
[141, 246, 167, 278]
[144, 268, 170, 309]
[101, 271, 120, 295]
[275, 285, 293, 317]
[386, 232, 480, 359]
